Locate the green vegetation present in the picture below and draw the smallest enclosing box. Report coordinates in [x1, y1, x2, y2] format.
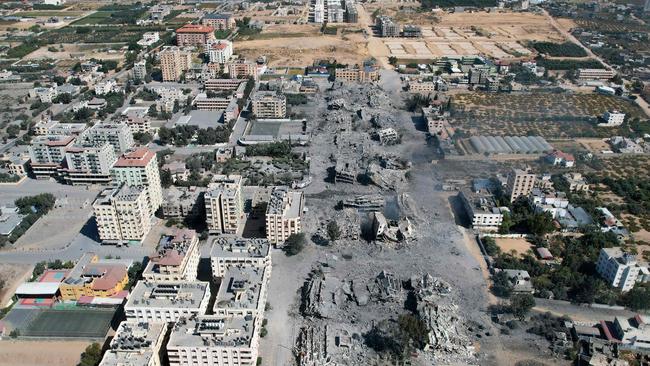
[245, 141, 292, 157]
[531, 42, 588, 57]
[536, 58, 604, 70]
[283, 233, 306, 256]
[0, 173, 20, 183]
[78, 342, 102, 366]
[32, 260, 74, 279]
[158, 125, 231, 146]
[126, 262, 143, 290]
[285, 94, 309, 105]
[6, 41, 42, 59]
[327, 221, 341, 242]
[364, 314, 429, 360]
[510, 293, 535, 320]
[133, 132, 153, 145]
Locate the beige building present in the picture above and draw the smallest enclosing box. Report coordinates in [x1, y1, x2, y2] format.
[99, 321, 168, 366]
[205, 175, 244, 234]
[175, 24, 215, 47]
[143, 229, 200, 283]
[29, 135, 75, 178]
[160, 47, 192, 82]
[111, 148, 163, 215]
[210, 236, 271, 277]
[226, 59, 259, 79]
[266, 186, 304, 246]
[80, 122, 134, 155]
[61, 143, 117, 185]
[251, 91, 286, 118]
[335, 66, 380, 83]
[93, 184, 153, 244]
[506, 168, 536, 203]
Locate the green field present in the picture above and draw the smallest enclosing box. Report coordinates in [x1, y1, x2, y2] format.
[23, 309, 114, 338]
[70, 11, 113, 25]
[16, 11, 85, 17]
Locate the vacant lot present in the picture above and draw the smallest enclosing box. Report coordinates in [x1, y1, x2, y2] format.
[24, 43, 125, 61]
[0, 340, 90, 366]
[495, 237, 533, 258]
[449, 92, 645, 138]
[0, 263, 32, 307]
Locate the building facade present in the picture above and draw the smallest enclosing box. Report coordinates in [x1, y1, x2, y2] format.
[265, 186, 304, 246]
[93, 184, 153, 244]
[506, 168, 536, 203]
[175, 24, 216, 47]
[205, 175, 244, 234]
[596, 247, 649, 292]
[160, 47, 193, 82]
[251, 92, 286, 118]
[111, 148, 163, 215]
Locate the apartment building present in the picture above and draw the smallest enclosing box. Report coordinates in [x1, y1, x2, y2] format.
[204, 78, 245, 91]
[613, 315, 650, 349]
[335, 66, 380, 83]
[121, 115, 152, 134]
[80, 123, 134, 155]
[95, 79, 118, 96]
[576, 68, 616, 81]
[600, 110, 626, 127]
[29, 135, 75, 178]
[226, 59, 259, 79]
[137, 31, 160, 47]
[506, 168, 536, 203]
[160, 47, 193, 82]
[213, 265, 269, 320]
[61, 143, 117, 185]
[193, 93, 239, 116]
[210, 237, 272, 277]
[133, 60, 147, 80]
[99, 321, 168, 366]
[266, 186, 304, 246]
[161, 186, 206, 219]
[205, 175, 244, 234]
[93, 184, 153, 244]
[59, 253, 130, 301]
[167, 316, 259, 366]
[32, 120, 87, 136]
[251, 91, 286, 118]
[596, 247, 649, 292]
[143, 229, 200, 283]
[408, 79, 435, 93]
[124, 281, 211, 322]
[459, 188, 505, 232]
[175, 24, 215, 47]
[206, 40, 233, 63]
[111, 148, 163, 214]
[202, 13, 236, 30]
[563, 172, 589, 192]
[375, 15, 399, 37]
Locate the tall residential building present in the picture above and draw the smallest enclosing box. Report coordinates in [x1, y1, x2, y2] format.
[266, 186, 304, 246]
[99, 322, 168, 366]
[175, 24, 216, 47]
[596, 247, 649, 292]
[133, 59, 147, 81]
[160, 47, 192, 82]
[645, 0, 650, 12]
[111, 148, 163, 214]
[61, 143, 117, 185]
[143, 229, 201, 283]
[93, 184, 153, 244]
[28, 135, 75, 178]
[375, 15, 399, 37]
[124, 281, 211, 322]
[226, 59, 259, 79]
[205, 175, 244, 234]
[202, 13, 236, 30]
[459, 188, 504, 232]
[506, 168, 536, 203]
[210, 236, 271, 277]
[251, 91, 286, 118]
[167, 316, 259, 366]
[335, 65, 380, 83]
[206, 39, 233, 64]
[80, 123, 134, 155]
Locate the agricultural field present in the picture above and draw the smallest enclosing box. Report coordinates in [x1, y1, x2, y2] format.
[449, 92, 646, 138]
[574, 18, 650, 34]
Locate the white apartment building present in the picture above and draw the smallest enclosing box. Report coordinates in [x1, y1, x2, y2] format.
[613, 315, 650, 349]
[213, 265, 269, 319]
[137, 31, 160, 47]
[576, 68, 616, 81]
[29, 135, 75, 178]
[80, 123, 134, 154]
[265, 186, 304, 246]
[596, 247, 649, 292]
[206, 40, 233, 64]
[99, 321, 168, 366]
[93, 184, 153, 244]
[210, 236, 271, 277]
[133, 60, 147, 81]
[506, 168, 536, 203]
[143, 229, 200, 283]
[167, 316, 259, 366]
[600, 110, 626, 127]
[160, 47, 192, 82]
[95, 79, 118, 95]
[62, 143, 117, 185]
[111, 148, 163, 214]
[124, 281, 211, 323]
[459, 188, 504, 232]
[32, 120, 87, 136]
[33, 86, 58, 103]
[251, 91, 286, 118]
[205, 175, 244, 234]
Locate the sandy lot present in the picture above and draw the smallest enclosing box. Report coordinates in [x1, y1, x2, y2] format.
[576, 138, 611, 153]
[495, 237, 533, 258]
[0, 340, 90, 366]
[24, 43, 126, 61]
[0, 263, 32, 308]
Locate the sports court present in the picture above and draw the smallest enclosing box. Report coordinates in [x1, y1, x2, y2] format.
[22, 309, 114, 338]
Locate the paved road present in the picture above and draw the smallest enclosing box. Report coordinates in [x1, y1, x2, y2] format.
[534, 298, 635, 323]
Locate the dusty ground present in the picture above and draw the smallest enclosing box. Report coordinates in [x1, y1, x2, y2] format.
[0, 340, 89, 366]
[24, 43, 126, 61]
[495, 237, 534, 258]
[0, 263, 32, 308]
[576, 138, 611, 153]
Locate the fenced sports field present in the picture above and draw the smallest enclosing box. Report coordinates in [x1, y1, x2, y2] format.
[22, 309, 114, 338]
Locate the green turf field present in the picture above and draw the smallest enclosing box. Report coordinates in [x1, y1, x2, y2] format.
[23, 309, 114, 338]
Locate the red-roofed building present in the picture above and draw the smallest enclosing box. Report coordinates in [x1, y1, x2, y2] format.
[59, 253, 130, 301]
[143, 229, 200, 282]
[546, 150, 575, 168]
[176, 24, 216, 46]
[111, 148, 163, 213]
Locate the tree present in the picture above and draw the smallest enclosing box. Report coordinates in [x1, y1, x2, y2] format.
[388, 56, 397, 66]
[510, 293, 535, 320]
[53, 93, 72, 104]
[327, 221, 341, 242]
[491, 271, 513, 297]
[621, 286, 650, 311]
[126, 262, 143, 290]
[526, 212, 555, 236]
[78, 342, 102, 366]
[6, 125, 20, 138]
[133, 132, 153, 145]
[283, 233, 306, 256]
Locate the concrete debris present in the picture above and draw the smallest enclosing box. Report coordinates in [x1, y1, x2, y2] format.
[368, 270, 402, 301]
[328, 98, 347, 110]
[377, 128, 400, 145]
[371, 211, 413, 242]
[342, 195, 384, 211]
[365, 163, 407, 190]
[334, 161, 357, 184]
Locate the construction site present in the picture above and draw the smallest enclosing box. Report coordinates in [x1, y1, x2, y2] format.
[253, 71, 543, 366]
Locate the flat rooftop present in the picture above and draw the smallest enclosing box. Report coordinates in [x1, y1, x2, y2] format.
[214, 265, 267, 312]
[125, 281, 210, 309]
[210, 236, 270, 259]
[267, 186, 303, 218]
[100, 322, 167, 366]
[168, 315, 256, 348]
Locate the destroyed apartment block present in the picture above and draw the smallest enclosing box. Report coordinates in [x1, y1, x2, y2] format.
[372, 211, 414, 242]
[342, 195, 384, 211]
[334, 161, 357, 184]
[328, 98, 347, 110]
[379, 155, 411, 170]
[377, 128, 400, 145]
[365, 163, 408, 190]
[367, 270, 402, 301]
[300, 270, 354, 319]
[295, 324, 360, 366]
